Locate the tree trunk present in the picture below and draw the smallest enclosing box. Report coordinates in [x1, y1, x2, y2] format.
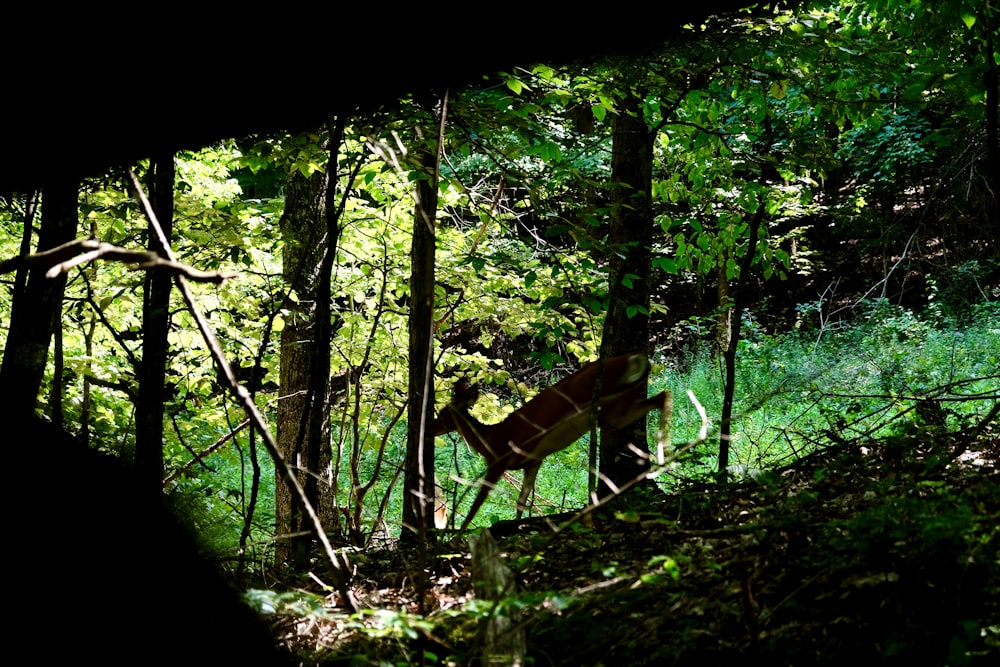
[718, 201, 767, 483]
[598, 93, 656, 496]
[0, 180, 78, 420]
[136, 154, 174, 490]
[402, 128, 440, 549]
[275, 165, 333, 567]
[716, 261, 732, 353]
[983, 16, 999, 236]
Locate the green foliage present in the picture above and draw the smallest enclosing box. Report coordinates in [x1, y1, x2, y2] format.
[0, 145, 287, 561]
[836, 107, 933, 187]
[656, 305, 999, 482]
[171, 435, 277, 559]
[2, 0, 993, 574]
[442, 302, 997, 527]
[247, 587, 339, 620]
[807, 471, 1000, 662]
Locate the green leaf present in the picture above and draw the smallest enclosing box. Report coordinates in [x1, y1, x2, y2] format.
[725, 258, 738, 280]
[505, 77, 528, 94]
[621, 273, 640, 288]
[625, 304, 649, 318]
[960, 12, 976, 29]
[652, 257, 679, 274]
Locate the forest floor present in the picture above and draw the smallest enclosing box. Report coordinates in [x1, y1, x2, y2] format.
[266, 425, 1000, 666]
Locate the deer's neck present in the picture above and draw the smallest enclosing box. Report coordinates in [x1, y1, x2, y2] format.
[451, 408, 501, 460]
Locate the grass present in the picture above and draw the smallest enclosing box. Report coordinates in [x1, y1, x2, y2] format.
[460, 301, 999, 524]
[186, 301, 999, 548]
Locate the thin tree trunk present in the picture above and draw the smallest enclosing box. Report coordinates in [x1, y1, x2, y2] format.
[0, 180, 78, 420]
[308, 119, 347, 534]
[49, 306, 64, 426]
[718, 201, 766, 483]
[983, 16, 999, 234]
[716, 262, 732, 353]
[136, 154, 174, 489]
[80, 312, 96, 446]
[402, 122, 441, 550]
[598, 92, 656, 497]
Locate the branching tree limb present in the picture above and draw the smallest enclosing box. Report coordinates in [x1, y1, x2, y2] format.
[0, 238, 240, 284]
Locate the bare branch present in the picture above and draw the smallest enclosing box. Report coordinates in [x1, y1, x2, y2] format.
[126, 171, 360, 614]
[0, 238, 239, 284]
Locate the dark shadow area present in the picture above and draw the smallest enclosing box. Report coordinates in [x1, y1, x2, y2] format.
[8, 418, 290, 664]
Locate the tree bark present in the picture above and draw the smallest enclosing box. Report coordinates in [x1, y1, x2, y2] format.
[0, 180, 78, 420]
[718, 201, 767, 483]
[716, 262, 732, 352]
[136, 154, 174, 489]
[982, 15, 999, 236]
[598, 93, 656, 496]
[402, 128, 440, 549]
[275, 165, 333, 567]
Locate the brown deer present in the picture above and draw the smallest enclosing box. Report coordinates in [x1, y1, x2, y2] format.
[433, 353, 667, 529]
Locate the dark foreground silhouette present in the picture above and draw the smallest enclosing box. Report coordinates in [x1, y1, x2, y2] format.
[9, 418, 289, 664]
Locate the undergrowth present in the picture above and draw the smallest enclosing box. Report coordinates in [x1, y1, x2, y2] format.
[183, 304, 998, 560]
[261, 425, 1000, 665]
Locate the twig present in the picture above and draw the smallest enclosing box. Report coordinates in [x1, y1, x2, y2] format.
[163, 419, 251, 484]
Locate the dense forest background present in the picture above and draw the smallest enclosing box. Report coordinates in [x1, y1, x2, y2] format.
[1, 0, 997, 664]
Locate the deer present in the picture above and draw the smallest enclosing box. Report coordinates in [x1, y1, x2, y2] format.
[433, 352, 668, 530]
